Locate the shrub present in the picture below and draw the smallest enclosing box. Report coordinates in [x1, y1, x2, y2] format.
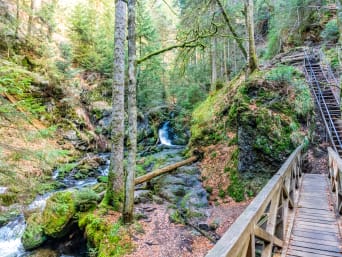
[321, 19, 339, 43]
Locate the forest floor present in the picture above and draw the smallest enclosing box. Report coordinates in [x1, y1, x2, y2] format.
[126, 143, 252, 257]
[127, 201, 249, 257]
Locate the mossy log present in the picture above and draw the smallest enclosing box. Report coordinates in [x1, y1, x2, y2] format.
[134, 155, 198, 185]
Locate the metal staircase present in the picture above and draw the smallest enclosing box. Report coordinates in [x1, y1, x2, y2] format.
[303, 49, 342, 156]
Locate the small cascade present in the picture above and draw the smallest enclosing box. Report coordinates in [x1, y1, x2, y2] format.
[158, 122, 173, 146]
[0, 214, 26, 257]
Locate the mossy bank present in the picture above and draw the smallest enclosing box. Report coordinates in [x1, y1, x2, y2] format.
[190, 65, 313, 200]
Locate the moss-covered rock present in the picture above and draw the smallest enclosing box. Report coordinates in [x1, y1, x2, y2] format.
[78, 212, 132, 257]
[191, 66, 313, 186]
[22, 213, 47, 250]
[74, 188, 100, 212]
[42, 191, 76, 238]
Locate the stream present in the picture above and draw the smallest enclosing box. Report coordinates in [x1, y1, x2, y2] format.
[0, 122, 209, 257]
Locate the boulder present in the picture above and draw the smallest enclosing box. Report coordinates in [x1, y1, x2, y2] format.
[42, 191, 76, 238]
[22, 213, 46, 250]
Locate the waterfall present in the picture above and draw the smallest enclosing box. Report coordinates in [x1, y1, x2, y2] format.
[158, 122, 173, 146]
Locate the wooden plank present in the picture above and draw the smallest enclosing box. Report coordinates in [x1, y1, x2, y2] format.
[290, 240, 341, 253]
[295, 215, 335, 223]
[293, 227, 339, 236]
[288, 245, 342, 257]
[292, 229, 339, 241]
[297, 209, 334, 217]
[296, 213, 336, 224]
[295, 221, 338, 230]
[290, 235, 341, 247]
[287, 249, 341, 257]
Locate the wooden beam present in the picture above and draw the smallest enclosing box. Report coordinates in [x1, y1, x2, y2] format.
[254, 226, 283, 248]
[282, 184, 294, 209]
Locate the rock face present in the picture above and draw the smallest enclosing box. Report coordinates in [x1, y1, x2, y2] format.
[22, 213, 46, 250]
[42, 191, 76, 238]
[153, 164, 209, 220]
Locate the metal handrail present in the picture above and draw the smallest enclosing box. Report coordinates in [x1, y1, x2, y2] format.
[319, 49, 339, 86]
[303, 50, 342, 153]
[318, 49, 340, 104]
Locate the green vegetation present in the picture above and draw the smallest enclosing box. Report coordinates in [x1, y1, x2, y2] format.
[78, 212, 132, 257]
[42, 191, 76, 238]
[22, 213, 46, 250]
[321, 19, 339, 43]
[191, 66, 313, 198]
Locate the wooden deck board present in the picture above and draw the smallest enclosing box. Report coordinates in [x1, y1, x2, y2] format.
[285, 174, 342, 257]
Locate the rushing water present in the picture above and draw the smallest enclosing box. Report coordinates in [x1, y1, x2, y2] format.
[0, 122, 180, 256]
[159, 122, 173, 146]
[0, 171, 101, 256]
[0, 214, 26, 257]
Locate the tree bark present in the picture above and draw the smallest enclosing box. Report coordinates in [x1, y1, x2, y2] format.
[27, 0, 36, 36]
[211, 37, 217, 91]
[15, 0, 20, 38]
[214, 0, 247, 59]
[123, 0, 137, 224]
[107, 0, 127, 209]
[245, 0, 258, 73]
[134, 156, 198, 185]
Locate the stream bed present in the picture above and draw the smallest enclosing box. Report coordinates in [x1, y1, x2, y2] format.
[0, 123, 209, 257]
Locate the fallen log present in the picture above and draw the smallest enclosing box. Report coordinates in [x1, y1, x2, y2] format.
[134, 155, 198, 185]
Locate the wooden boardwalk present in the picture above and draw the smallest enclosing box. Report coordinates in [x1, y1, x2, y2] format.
[285, 174, 342, 257]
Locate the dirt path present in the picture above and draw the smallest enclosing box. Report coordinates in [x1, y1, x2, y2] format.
[126, 199, 249, 257]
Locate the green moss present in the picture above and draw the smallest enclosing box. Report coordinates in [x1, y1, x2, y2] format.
[78, 212, 132, 257]
[22, 213, 47, 250]
[191, 74, 244, 146]
[0, 192, 17, 206]
[42, 191, 76, 238]
[0, 209, 20, 226]
[74, 189, 100, 212]
[56, 162, 77, 179]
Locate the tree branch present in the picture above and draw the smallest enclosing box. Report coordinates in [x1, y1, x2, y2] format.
[137, 24, 217, 64]
[214, 0, 247, 59]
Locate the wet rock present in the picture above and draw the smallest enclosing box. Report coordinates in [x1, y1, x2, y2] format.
[22, 213, 47, 250]
[198, 223, 210, 231]
[28, 249, 58, 257]
[63, 130, 78, 141]
[42, 191, 76, 238]
[66, 155, 106, 181]
[153, 164, 209, 220]
[134, 190, 152, 204]
[152, 195, 164, 204]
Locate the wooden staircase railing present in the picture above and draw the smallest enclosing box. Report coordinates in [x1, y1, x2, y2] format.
[328, 147, 342, 214]
[206, 145, 303, 257]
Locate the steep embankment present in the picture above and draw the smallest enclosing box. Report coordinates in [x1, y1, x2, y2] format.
[190, 65, 313, 202]
[0, 58, 79, 211]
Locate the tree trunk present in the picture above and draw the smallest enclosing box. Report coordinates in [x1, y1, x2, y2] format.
[15, 0, 20, 38]
[211, 37, 217, 91]
[107, 0, 127, 209]
[123, 0, 136, 224]
[215, 0, 247, 59]
[245, 0, 258, 73]
[27, 0, 36, 36]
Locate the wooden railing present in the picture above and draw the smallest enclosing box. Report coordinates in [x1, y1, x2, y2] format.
[328, 147, 342, 214]
[206, 145, 303, 257]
